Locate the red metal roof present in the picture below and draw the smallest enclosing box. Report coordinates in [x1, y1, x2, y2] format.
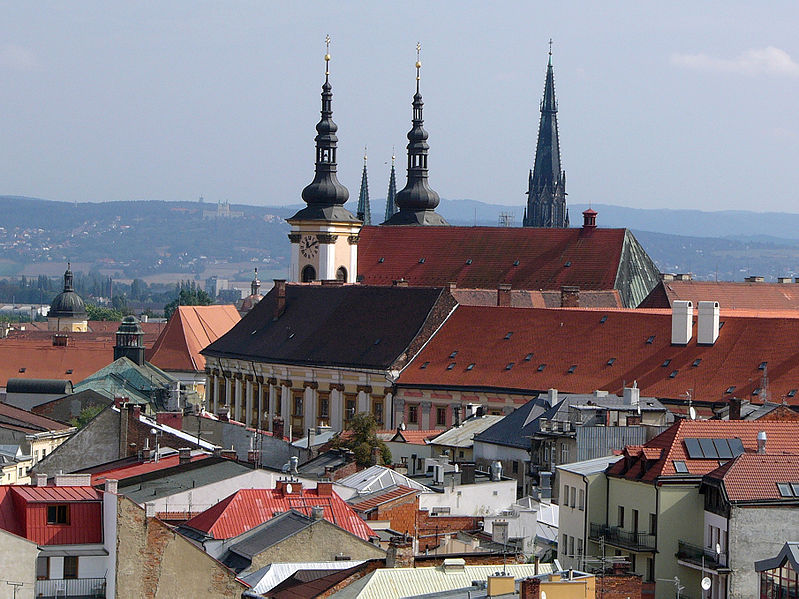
[12, 485, 101, 502]
[607, 420, 799, 482]
[183, 486, 375, 541]
[357, 225, 626, 290]
[147, 305, 240, 372]
[398, 305, 799, 404]
[348, 486, 418, 512]
[640, 280, 799, 311]
[87, 454, 211, 485]
[706, 453, 799, 501]
[0, 403, 71, 432]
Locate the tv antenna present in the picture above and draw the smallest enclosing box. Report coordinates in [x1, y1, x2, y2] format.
[656, 576, 685, 598]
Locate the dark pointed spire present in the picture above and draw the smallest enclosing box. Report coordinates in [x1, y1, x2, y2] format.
[63, 262, 74, 291]
[384, 152, 398, 222]
[292, 36, 356, 223]
[251, 267, 260, 297]
[356, 148, 371, 224]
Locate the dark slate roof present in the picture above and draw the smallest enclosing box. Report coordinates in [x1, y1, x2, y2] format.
[6, 378, 74, 395]
[755, 542, 799, 573]
[221, 510, 313, 571]
[31, 389, 112, 425]
[203, 284, 452, 370]
[297, 449, 352, 478]
[473, 398, 559, 449]
[267, 564, 368, 599]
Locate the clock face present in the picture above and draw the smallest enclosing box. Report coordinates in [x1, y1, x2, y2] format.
[300, 235, 319, 259]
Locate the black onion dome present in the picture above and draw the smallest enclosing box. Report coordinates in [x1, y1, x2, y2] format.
[49, 265, 87, 318]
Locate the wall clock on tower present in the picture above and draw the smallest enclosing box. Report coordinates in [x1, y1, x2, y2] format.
[300, 235, 319, 259]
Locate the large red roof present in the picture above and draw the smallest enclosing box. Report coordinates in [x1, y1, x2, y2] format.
[640, 280, 799, 311]
[357, 226, 627, 291]
[607, 420, 799, 482]
[0, 338, 113, 388]
[706, 453, 799, 502]
[398, 305, 799, 404]
[183, 486, 374, 541]
[147, 305, 240, 372]
[450, 288, 623, 308]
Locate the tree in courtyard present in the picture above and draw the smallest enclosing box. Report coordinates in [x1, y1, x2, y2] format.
[332, 412, 391, 466]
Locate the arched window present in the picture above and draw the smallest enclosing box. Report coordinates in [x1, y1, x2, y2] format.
[301, 265, 316, 283]
[336, 266, 347, 282]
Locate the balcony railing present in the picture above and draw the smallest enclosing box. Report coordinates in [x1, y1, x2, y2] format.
[590, 523, 656, 552]
[35, 577, 106, 598]
[676, 540, 728, 570]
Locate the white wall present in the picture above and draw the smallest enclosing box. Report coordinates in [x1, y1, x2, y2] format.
[419, 479, 517, 517]
[102, 488, 117, 598]
[0, 529, 38, 599]
[557, 469, 587, 569]
[484, 507, 540, 556]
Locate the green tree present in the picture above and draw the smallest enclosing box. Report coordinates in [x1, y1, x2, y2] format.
[111, 294, 130, 314]
[332, 413, 391, 466]
[130, 278, 147, 301]
[69, 404, 105, 429]
[85, 303, 124, 321]
[163, 281, 213, 320]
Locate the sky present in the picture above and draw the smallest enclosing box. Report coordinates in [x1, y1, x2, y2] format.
[0, 2, 797, 213]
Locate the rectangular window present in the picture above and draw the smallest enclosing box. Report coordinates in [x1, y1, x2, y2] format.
[649, 513, 657, 535]
[632, 509, 639, 534]
[317, 392, 330, 426]
[630, 553, 636, 573]
[63, 555, 78, 579]
[372, 398, 384, 426]
[578, 488, 585, 511]
[564, 485, 570, 506]
[577, 538, 583, 562]
[292, 394, 303, 417]
[512, 461, 519, 474]
[618, 506, 625, 528]
[647, 557, 655, 582]
[36, 556, 49, 580]
[344, 394, 357, 427]
[560, 442, 569, 464]
[408, 404, 419, 424]
[436, 407, 447, 426]
[562, 534, 568, 555]
[569, 536, 575, 558]
[46, 505, 69, 525]
[570, 486, 576, 508]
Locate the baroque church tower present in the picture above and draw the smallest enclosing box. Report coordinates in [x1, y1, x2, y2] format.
[287, 37, 360, 283]
[523, 44, 569, 228]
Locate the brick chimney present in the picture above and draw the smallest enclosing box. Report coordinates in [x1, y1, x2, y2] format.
[497, 284, 512, 307]
[156, 412, 183, 430]
[273, 279, 287, 319]
[317, 480, 333, 496]
[178, 448, 192, 465]
[581, 208, 597, 230]
[519, 577, 541, 599]
[729, 397, 742, 421]
[560, 286, 580, 307]
[386, 537, 414, 568]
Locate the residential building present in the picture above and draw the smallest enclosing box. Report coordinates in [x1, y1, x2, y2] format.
[0, 445, 32, 484]
[755, 542, 799, 599]
[557, 455, 622, 571]
[0, 528, 38, 599]
[378, 427, 438, 472]
[483, 495, 560, 558]
[238, 561, 372, 598]
[201, 282, 456, 435]
[699, 452, 799, 598]
[0, 403, 73, 466]
[427, 413, 504, 461]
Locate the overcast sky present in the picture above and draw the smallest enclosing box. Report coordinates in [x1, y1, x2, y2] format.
[1, 2, 797, 213]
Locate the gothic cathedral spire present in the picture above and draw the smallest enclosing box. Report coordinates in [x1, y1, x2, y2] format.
[356, 149, 371, 225]
[523, 42, 568, 228]
[384, 152, 398, 222]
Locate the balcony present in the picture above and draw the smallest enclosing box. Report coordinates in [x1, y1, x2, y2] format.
[676, 540, 729, 572]
[590, 523, 656, 552]
[35, 577, 106, 598]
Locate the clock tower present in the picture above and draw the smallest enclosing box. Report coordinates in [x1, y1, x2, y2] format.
[287, 37, 360, 283]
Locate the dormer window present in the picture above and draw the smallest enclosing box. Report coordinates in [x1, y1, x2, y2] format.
[47, 505, 69, 525]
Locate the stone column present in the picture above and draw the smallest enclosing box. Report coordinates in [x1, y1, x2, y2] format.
[393, 396, 405, 428]
[245, 379, 254, 427]
[211, 374, 219, 414]
[280, 382, 291, 429]
[233, 377, 243, 422]
[421, 401, 432, 430]
[330, 385, 343, 432]
[384, 391, 393, 428]
[268, 382, 277, 432]
[255, 380, 263, 430]
[225, 377, 232, 410]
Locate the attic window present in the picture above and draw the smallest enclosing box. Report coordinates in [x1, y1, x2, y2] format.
[646, 335, 655, 344]
[18, 368, 25, 373]
[378, 257, 384, 263]
[759, 361, 768, 370]
[752, 388, 761, 396]
[537, 363, 546, 372]
[524, 353, 533, 361]
[466, 363, 475, 371]
[374, 338, 381, 345]
[789, 389, 798, 398]
[692, 359, 701, 367]
[447, 363, 456, 371]
[564, 261, 571, 267]
[600, 316, 608, 324]
[513, 260, 520, 266]
[725, 386, 736, 394]
[607, 358, 616, 366]
[449, 351, 458, 359]
[419, 258, 425, 264]
[504, 332, 513, 340]
[466, 259, 472, 265]
[65, 369, 73, 374]
[420, 362, 430, 369]
[505, 362, 515, 371]
[669, 370, 678, 379]
[567, 365, 577, 374]
[288, 332, 295, 339]
[661, 359, 671, 368]
[673, 460, 688, 474]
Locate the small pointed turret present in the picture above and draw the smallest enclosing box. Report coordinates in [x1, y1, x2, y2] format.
[251, 267, 261, 297]
[384, 152, 398, 222]
[524, 41, 568, 228]
[383, 43, 448, 226]
[290, 36, 356, 223]
[356, 148, 371, 225]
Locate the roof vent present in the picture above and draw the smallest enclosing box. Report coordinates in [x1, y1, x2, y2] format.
[646, 335, 655, 344]
[757, 431, 767, 454]
[513, 260, 520, 267]
[378, 257, 384, 263]
[777, 277, 792, 284]
[745, 275, 765, 283]
[419, 258, 425, 264]
[607, 358, 616, 366]
[466, 259, 472, 265]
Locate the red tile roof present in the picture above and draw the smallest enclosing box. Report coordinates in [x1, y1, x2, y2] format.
[357, 226, 627, 291]
[348, 485, 418, 512]
[640, 280, 799, 311]
[0, 403, 72, 432]
[706, 453, 799, 502]
[0, 338, 113, 388]
[85, 453, 212, 485]
[397, 305, 799, 404]
[382, 429, 440, 445]
[147, 305, 240, 372]
[451, 288, 623, 309]
[183, 487, 374, 541]
[607, 420, 799, 482]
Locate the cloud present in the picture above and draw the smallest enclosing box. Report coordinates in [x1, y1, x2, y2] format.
[0, 44, 39, 71]
[671, 46, 799, 77]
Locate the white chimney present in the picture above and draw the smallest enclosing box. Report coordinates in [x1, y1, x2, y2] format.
[623, 387, 640, 406]
[697, 301, 720, 345]
[757, 431, 767, 454]
[433, 464, 445, 485]
[671, 300, 693, 345]
[547, 389, 558, 406]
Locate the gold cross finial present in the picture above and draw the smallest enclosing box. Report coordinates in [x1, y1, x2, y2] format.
[416, 42, 422, 79]
[324, 35, 331, 77]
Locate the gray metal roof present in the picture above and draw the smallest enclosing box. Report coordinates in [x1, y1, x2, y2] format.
[337, 465, 430, 494]
[428, 415, 504, 449]
[755, 542, 799, 573]
[222, 510, 313, 572]
[557, 455, 622, 476]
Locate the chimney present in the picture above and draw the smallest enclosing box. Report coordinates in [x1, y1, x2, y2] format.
[273, 279, 287, 319]
[114, 396, 125, 409]
[217, 407, 230, 422]
[386, 536, 414, 568]
[745, 275, 765, 283]
[497, 283, 512, 307]
[145, 502, 156, 518]
[156, 412, 183, 430]
[697, 301, 720, 345]
[560, 286, 580, 308]
[317, 480, 333, 496]
[129, 404, 141, 420]
[311, 505, 325, 521]
[520, 578, 541, 599]
[729, 397, 742, 421]
[675, 273, 693, 281]
[460, 463, 476, 485]
[623, 386, 640, 406]
[671, 300, 693, 345]
[272, 416, 284, 439]
[105, 478, 118, 494]
[547, 388, 558, 406]
[433, 464, 445, 485]
[370, 445, 381, 466]
[36, 474, 48, 487]
[178, 448, 192, 465]
[757, 431, 767, 454]
[219, 449, 237, 460]
[490, 460, 503, 482]
[581, 208, 597, 229]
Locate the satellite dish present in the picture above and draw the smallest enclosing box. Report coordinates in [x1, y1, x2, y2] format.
[286, 483, 293, 494]
[400, 422, 406, 430]
[701, 577, 712, 591]
[541, 592, 547, 599]
[716, 542, 722, 555]
[689, 406, 697, 420]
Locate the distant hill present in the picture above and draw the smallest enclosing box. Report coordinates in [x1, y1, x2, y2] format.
[2, 195, 798, 282]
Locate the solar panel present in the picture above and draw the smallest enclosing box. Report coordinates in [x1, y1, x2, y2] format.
[729, 438, 745, 457]
[673, 460, 689, 473]
[713, 438, 733, 459]
[684, 438, 703, 459]
[698, 438, 717, 458]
